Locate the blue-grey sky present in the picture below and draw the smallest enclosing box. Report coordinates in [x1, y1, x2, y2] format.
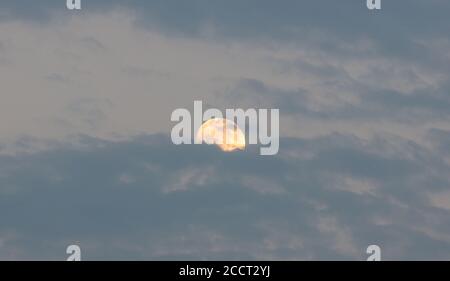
[0, 0, 450, 260]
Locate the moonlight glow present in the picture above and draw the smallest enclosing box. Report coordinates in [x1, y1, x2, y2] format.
[196, 118, 246, 152]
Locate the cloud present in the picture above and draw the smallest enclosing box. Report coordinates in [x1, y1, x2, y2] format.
[163, 166, 216, 193]
[429, 190, 450, 211]
[0, 132, 448, 260]
[0, 1, 449, 260]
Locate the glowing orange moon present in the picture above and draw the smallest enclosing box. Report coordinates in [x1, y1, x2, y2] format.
[196, 118, 246, 152]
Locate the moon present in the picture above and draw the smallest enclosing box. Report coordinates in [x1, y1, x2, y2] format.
[196, 118, 246, 152]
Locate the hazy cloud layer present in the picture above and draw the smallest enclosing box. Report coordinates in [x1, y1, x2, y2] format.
[0, 1, 449, 260]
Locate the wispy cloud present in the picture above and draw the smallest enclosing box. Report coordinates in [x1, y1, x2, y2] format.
[0, 1, 449, 260]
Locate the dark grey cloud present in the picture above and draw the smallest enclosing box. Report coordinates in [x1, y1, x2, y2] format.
[429, 129, 450, 156]
[220, 76, 450, 124]
[2, 1, 449, 125]
[0, 0, 69, 23]
[0, 133, 449, 260]
[3, 1, 449, 41]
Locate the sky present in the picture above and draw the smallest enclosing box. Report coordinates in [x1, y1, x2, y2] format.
[0, 0, 450, 260]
